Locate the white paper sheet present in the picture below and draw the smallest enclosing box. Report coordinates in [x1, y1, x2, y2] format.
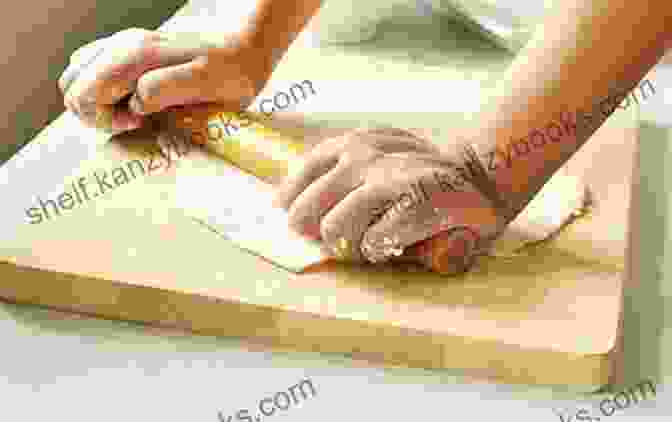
[175, 148, 327, 272]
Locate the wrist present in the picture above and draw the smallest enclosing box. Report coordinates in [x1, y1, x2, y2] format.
[452, 127, 541, 222]
[459, 143, 522, 223]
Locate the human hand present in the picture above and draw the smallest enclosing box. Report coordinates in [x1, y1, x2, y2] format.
[59, 28, 271, 134]
[273, 128, 517, 275]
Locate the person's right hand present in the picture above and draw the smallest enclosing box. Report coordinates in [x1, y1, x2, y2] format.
[59, 28, 273, 134]
[273, 127, 517, 275]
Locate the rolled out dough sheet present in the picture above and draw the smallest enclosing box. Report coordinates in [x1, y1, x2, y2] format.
[175, 144, 589, 272]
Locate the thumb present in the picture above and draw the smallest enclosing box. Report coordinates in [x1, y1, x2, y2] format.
[404, 226, 481, 275]
[129, 61, 255, 115]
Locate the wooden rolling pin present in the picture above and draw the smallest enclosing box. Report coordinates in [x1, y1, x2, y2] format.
[159, 104, 477, 275]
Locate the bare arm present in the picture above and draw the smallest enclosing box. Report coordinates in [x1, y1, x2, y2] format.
[59, 0, 324, 132]
[237, 0, 324, 84]
[466, 0, 671, 216]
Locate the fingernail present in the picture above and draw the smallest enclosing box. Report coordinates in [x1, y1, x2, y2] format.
[292, 215, 321, 239]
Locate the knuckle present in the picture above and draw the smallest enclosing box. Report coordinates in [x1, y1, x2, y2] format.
[134, 39, 159, 63]
[63, 94, 77, 113]
[66, 91, 87, 112]
[336, 150, 355, 166]
[301, 148, 326, 168]
[63, 88, 77, 104]
[300, 151, 337, 178]
[115, 29, 160, 62]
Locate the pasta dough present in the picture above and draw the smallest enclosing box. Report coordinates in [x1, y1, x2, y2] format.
[488, 167, 590, 257]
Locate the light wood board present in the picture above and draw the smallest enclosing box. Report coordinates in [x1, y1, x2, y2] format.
[0, 106, 636, 389]
[0, 1, 639, 389]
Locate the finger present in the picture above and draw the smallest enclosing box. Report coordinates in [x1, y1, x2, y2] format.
[62, 29, 146, 105]
[128, 60, 255, 115]
[79, 103, 143, 134]
[59, 40, 108, 95]
[318, 181, 414, 263]
[273, 138, 344, 210]
[403, 227, 481, 275]
[287, 158, 365, 240]
[350, 127, 443, 155]
[65, 29, 199, 124]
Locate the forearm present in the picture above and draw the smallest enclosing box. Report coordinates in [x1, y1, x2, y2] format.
[237, 0, 324, 80]
[467, 0, 671, 215]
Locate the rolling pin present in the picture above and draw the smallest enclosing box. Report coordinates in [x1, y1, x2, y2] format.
[157, 104, 478, 275]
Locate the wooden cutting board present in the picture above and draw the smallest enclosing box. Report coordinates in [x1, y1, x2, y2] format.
[0, 106, 636, 389]
[0, 0, 638, 389]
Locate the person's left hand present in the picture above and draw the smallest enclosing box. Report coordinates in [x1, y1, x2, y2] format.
[273, 127, 516, 274]
[58, 28, 272, 134]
